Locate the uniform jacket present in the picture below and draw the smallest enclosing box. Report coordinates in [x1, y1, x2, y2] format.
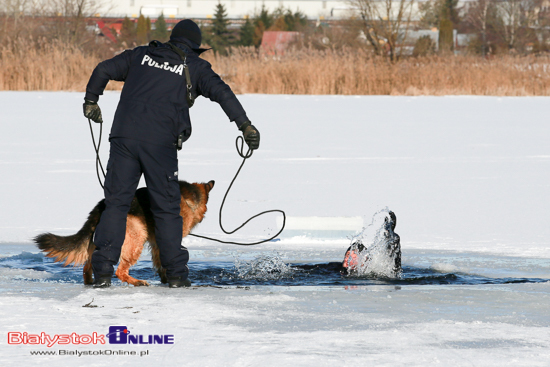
[85, 40, 249, 147]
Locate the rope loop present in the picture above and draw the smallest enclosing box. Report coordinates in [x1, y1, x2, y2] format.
[235, 135, 253, 159]
[189, 136, 286, 246]
[89, 122, 285, 246]
[88, 118, 106, 189]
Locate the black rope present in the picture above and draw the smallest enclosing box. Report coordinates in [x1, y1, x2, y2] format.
[88, 118, 106, 189]
[189, 136, 286, 246]
[88, 122, 285, 246]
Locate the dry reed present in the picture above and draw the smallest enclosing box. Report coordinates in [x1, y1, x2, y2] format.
[0, 37, 100, 91]
[207, 48, 550, 96]
[1, 39, 549, 96]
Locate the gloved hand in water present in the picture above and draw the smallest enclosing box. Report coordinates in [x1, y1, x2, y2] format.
[83, 99, 103, 123]
[239, 121, 260, 150]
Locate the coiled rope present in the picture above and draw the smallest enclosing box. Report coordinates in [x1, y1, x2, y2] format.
[88, 119, 285, 245]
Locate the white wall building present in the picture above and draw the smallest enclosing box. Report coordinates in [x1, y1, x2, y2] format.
[100, 0, 355, 20]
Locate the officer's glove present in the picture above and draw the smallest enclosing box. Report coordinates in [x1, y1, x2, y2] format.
[239, 121, 260, 150]
[83, 99, 103, 123]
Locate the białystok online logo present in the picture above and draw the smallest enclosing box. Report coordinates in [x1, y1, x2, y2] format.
[8, 326, 174, 347]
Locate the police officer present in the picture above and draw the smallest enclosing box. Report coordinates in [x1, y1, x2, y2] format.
[83, 19, 260, 288]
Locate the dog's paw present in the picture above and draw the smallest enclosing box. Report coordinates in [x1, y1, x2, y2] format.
[132, 280, 150, 287]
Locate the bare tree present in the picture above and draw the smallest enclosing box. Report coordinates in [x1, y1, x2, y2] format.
[493, 0, 539, 51]
[42, 0, 105, 44]
[532, 0, 550, 50]
[0, 0, 48, 39]
[464, 0, 543, 53]
[496, 0, 522, 49]
[350, 0, 415, 61]
[0, 0, 108, 44]
[1, 0, 30, 31]
[464, 0, 496, 55]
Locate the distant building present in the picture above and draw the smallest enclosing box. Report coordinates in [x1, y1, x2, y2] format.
[95, 0, 353, 21]
[260, 31, 301, 54]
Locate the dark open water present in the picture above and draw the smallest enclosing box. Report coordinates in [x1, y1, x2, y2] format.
[0, 250, 547, 287]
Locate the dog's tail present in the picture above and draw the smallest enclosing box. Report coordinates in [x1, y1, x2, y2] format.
[34, 200, 105, 266]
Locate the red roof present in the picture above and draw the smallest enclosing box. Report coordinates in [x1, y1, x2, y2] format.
[96, 20, 122, 43]
[260, 31, 301, 55]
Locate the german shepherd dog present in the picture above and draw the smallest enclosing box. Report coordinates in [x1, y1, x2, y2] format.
[34, 180, 215, 286]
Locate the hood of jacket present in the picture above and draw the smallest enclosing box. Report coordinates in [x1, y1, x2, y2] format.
[147, 39, 210, 65]
[168, 36, 211, 55]
[146, 41, 186, 64]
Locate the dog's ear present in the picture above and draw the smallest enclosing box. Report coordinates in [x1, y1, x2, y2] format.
[204, 180, 215, 194]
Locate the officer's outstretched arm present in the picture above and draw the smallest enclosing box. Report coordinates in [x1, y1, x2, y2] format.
[85, 49, 134, 103]
[83, 50, 134, 123]
[197, 63, 260, 150]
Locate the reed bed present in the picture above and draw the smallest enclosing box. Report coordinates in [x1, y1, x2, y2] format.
[0, 37, 101, 91]
[1, 38, 549, 96]
[207, 48, 550, 96]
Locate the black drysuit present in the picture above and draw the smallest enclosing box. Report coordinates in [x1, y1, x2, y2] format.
[85, 39, 249, 281]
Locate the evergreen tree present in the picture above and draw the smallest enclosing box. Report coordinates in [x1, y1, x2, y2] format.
[212, 2, 229, 38]
[146, 16, 152, 36]
[413, 35, 436, 56]
[441, 0, 459, 24]
[136, 15, 149, 45]
[419, 0, 459, 30]
[283, 9, 307, 31]
[246, 6, 305, 48]
[438, 0, 457, 52]
[239, 17, 255, 46]
[252, 6, 273, 48]
[120, 16, 137, 46]
[255, 6, 274, 30]
[204, 2, 232, 54]
[152, 14, 169, 42]
[269, 17, 287, 31]
[252, 20, 266, 47]
[439, 18, 454, 52]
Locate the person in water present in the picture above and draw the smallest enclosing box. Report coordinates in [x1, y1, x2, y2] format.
[296, 211, 401, 276]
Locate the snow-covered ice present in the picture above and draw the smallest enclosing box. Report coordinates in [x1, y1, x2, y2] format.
[0, 92, 549, 365]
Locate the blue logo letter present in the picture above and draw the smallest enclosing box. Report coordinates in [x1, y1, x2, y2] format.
[107, 326, 129, 344]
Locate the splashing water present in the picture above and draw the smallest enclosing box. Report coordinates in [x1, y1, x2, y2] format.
[229, 210, 402, 282]
[233, 252, 295, 281]
[347, 208, 402, 279]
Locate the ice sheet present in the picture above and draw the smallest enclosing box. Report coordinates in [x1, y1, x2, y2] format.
[0, 93, 549, 365]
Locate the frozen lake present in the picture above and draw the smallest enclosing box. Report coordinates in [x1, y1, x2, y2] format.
[0, 92, 549, 365]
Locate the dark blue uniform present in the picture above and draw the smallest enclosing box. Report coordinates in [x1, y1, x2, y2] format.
[85, 39, 249, 281]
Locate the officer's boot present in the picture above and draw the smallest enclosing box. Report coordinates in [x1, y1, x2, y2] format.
[168, 276, 191, 288]
[93, 274, 113, 288]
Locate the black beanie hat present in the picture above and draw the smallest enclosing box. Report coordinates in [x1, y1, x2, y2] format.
[170, 19, 202, 48]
